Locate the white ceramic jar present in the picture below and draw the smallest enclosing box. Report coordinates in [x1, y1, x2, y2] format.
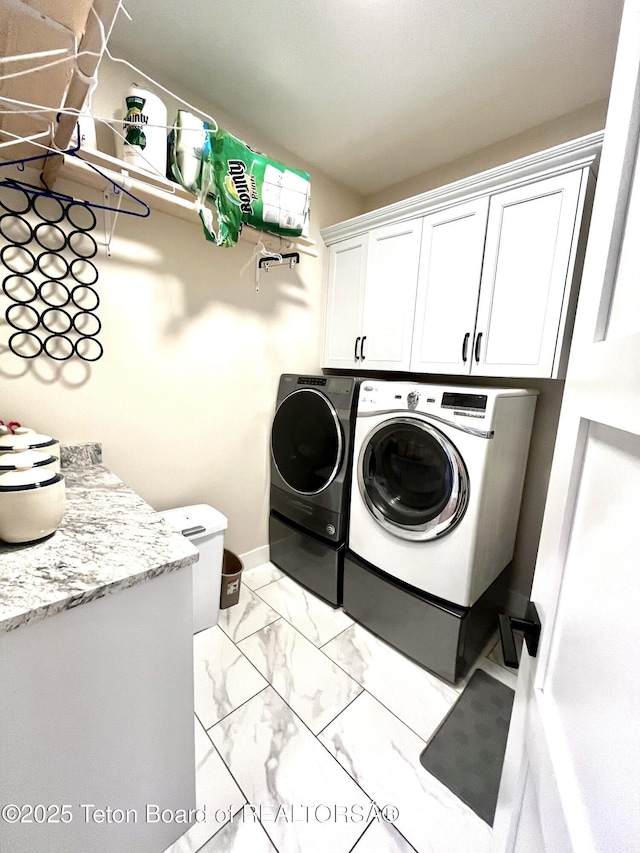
[0, 468, 65, 543]
[0, 431, 61, 472]
[0, 449, 59, 473]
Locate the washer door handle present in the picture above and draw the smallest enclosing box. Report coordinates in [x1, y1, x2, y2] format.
[365, 446, 376, 479]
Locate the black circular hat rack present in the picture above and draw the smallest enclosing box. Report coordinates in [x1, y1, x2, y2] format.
[0, 179, 102, 362]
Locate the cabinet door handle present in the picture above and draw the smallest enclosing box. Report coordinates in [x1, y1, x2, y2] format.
[461, 332, 470, 363]
[354, 336, 361, 361]
[474, 332, 483, 363]
[360, 335, 367, 361]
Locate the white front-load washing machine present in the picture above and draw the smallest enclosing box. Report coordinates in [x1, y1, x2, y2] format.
[344, 380, 537, 682]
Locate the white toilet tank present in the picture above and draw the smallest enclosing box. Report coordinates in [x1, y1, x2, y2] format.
[159, 504, 228, 634]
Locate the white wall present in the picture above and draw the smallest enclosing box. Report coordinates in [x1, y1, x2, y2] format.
[0, 59, 363, 557]
[365, 100, 608, 211]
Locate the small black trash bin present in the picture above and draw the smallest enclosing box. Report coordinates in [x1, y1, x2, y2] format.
[219, 549, 243, 609]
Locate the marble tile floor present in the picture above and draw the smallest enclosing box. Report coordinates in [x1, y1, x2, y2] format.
[164, 562, 519, 853]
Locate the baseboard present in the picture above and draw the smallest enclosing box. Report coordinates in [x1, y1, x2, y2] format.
[238, 544, 270, 571]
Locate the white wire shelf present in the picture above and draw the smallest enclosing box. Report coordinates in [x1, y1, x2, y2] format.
[56, 147, 318, 257]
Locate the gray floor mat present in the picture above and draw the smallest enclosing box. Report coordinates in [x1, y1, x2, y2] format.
[419, 668, 515, 825]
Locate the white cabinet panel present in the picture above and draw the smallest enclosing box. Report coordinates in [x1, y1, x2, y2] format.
[361, 218, 423, 370]
[322, 234, 368, 369]
[410, 198, 489, 374]
[322, 220, 422, 371]
[474, 171, 584, 377]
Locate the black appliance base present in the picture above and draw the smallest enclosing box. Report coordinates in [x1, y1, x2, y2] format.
[270, 483, 344, 544]
[269, 513, 343, 607]
[343, 551, 499, 684]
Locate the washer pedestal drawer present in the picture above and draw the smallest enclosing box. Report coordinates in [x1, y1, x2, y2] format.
[269, 513, 343, 607]
[270, 484, 344, 543]
[343, 551, 498, 683]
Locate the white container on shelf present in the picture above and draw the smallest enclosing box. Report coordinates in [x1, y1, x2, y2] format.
[119, 84, 168, 176]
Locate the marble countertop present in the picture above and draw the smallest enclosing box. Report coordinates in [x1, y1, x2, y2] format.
[0, 447, 198, 633]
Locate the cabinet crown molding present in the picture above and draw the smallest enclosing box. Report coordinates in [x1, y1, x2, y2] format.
[321, 131, 603, 246]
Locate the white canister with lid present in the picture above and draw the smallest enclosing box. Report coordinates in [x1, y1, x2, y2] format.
[0, 431, 60, 471]
[0, 449, 58, 473]
[0, 468, 65, 543]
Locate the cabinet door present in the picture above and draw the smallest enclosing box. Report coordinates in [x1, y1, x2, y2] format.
[410, 198, 489, 374]
[360, 218, 423, 371]
[473, 170, 585, 377]
[322, 234, 368, 369]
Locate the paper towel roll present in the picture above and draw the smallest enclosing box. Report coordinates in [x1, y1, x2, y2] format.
[121, 85, 167, 175]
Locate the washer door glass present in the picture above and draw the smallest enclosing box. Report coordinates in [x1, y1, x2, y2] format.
[359, 417, 468, 541]
[271, 388, 344, 495]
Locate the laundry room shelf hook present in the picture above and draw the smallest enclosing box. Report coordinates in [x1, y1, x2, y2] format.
[258, 251, 300, 272]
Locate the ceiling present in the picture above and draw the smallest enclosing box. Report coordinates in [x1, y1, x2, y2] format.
[108, 0, 625, 196]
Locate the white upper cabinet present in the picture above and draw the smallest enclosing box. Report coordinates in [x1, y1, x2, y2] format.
[410, 171, 588, 377]
[322, 234, 368, 369]
[323, 219, 422, 371]
[410, 198, 490, 374]
[321, 133, 601, 380]
[360, 219, 423, 370]
[473, 171, 585, 377]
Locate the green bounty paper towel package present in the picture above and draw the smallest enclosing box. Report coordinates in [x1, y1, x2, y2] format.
[169, 111, 311, 247]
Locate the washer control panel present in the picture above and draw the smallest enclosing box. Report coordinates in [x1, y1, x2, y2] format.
[451, 411, 486, 419]
[358, 383, 495, 423]
[441, 392, 488, 413]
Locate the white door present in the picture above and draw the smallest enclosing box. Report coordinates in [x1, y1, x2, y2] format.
[322, 233, 368, 369]
[410, 198, 489, 374]
[493, 2, 640, 851]
[360, 218, 423, 370]
[474, 170, 585, 378]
